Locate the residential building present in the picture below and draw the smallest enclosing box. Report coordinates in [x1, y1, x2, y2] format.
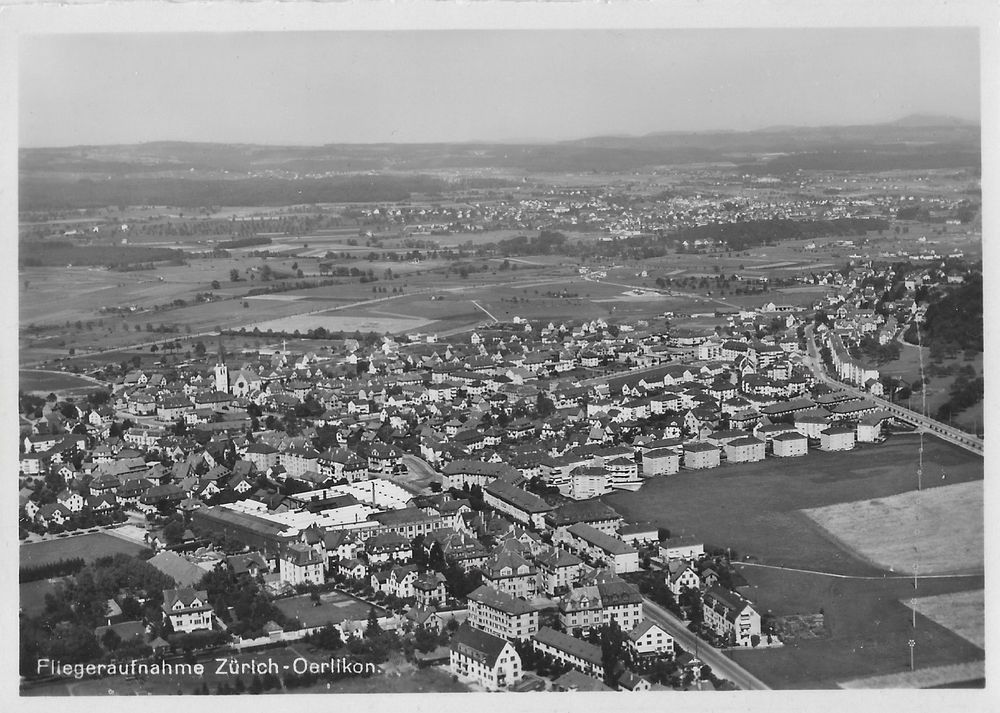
[467, 584, 539, 642]
[162, 588, 214, 633]
[450, 622, 523, 691]
[702, 585, 761, 647]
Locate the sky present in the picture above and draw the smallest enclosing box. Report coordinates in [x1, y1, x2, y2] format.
[19, 29, 981, 147]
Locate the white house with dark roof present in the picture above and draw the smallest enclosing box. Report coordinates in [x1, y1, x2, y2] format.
[724, 436, 766, 463]
[450, 622, 522, 691]
[628, 619, 674, 657]
[702, 585, 761, 647]
[820, 426, 856, 452]
[467, 584, 539, 642]
[279, 542, 324, 585]
[162, 588, 214, 633]
[772, 431, 808, 457]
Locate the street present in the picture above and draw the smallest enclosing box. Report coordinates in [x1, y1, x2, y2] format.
[641, 596, 771, 690]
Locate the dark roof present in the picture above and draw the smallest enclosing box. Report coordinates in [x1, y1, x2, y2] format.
[483, 479, 553, 514]
[566, 523, 638, 556]
[468, 584, 534, 616]
[450, 622, 511, 668]
[545, 500, 621, 528]
[533, 627, 603, 667]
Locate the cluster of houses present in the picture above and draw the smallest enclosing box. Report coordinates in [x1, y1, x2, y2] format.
[19, 298, 919, 692]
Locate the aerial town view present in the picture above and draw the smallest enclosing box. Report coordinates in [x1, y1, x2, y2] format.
[15, 21, 987, 701]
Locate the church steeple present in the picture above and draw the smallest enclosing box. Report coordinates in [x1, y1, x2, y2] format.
[214, 337, 229, 393]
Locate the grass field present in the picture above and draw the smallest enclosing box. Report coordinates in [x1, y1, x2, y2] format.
[604, 433, 984, 689]
[250, 313, 433, 335]
[838, 661, 985, 689]
[19, 533, 145, 569]
[275, 591, 380, 628]
[726, 565, 984, 689]
[605, 436, 982, 576]
[902, 589, 984, 649]
[802, 480, 983, 575]
[19, 369, 100, 392]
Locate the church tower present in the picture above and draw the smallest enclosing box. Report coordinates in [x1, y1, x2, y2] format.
[214, 362, 229, 393]
[214, 337, 229, 393]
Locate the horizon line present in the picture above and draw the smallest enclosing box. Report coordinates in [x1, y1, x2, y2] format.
[19, 113, 980, 152]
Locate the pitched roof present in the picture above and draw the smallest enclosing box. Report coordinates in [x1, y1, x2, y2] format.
[450, 622, 511, 668]
[467, 584, 534, 616]
[533, 626, 603, 667]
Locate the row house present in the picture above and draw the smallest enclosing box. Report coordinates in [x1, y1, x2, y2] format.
[557, 523, 640, 574]
[532, 627, 605, 680]
[482, 479, 553, 529]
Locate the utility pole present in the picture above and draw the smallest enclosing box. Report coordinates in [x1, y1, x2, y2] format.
[908, 639, 916, 671]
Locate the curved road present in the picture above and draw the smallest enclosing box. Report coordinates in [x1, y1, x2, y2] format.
[641, 596, 771, 690]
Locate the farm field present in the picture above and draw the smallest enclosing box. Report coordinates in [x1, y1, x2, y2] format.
[19, 369, 100, 392]
[249, 313, 433, 335]
[274, 590, 381, 628]
[19, 532, 146, 569]
[802, 480, 983, 576]
[726, 564, 985, 689]
[605, 435, 982, 576]
[901, 589, 985, 649]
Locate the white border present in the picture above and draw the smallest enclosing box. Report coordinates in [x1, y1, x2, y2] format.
[2, 3, 997, 713]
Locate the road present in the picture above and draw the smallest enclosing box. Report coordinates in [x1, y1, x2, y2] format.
[641, 596, 770, 690]
[804, 325, 983, 455]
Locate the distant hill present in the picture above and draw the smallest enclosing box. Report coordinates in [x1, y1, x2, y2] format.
[19, 116, 981, 210]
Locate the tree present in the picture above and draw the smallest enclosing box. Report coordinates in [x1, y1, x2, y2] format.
[211, 280, 221, 290]
[101, 628, 122, 652]
[230, 269, 240, 283]
[364, 607, 382, 638]
[163, 519, 186, 546]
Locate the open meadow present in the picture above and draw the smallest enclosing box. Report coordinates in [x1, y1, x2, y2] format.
[727, 565, 984, 689]
[606, 435, 982, 576]
[902, 589, 984, 649]
[802, 480, 983, 576]
[20, 532, 146, 569]
[604, 434, 984, 689]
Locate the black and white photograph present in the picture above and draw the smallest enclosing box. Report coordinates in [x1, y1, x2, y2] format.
[5, 0, 996, 708]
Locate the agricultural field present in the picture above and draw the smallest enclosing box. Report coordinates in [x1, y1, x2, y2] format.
[274, 591, 381, 629]
[18, 369, 100, 392]
[605, 435, 982, 576]
[902, 589, 984, 649]
[19, 532, 146, 569]
[801, 480, 983, 576]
